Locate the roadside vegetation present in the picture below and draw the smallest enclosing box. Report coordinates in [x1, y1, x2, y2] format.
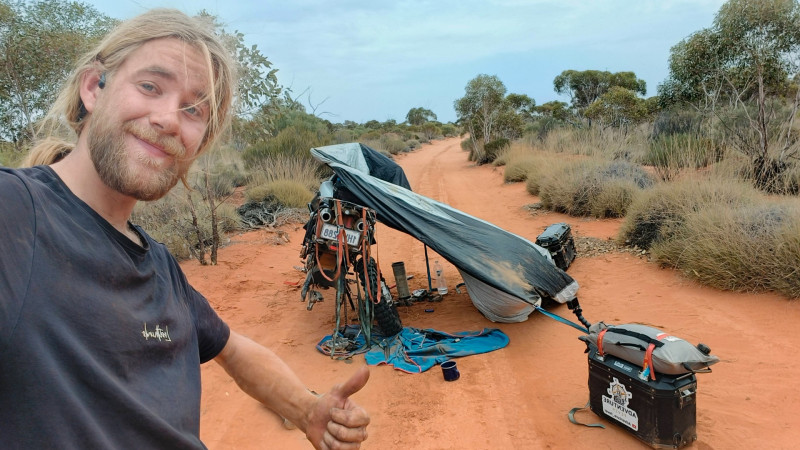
[3, 0, 798, 299]
[465, 0, 800, 300]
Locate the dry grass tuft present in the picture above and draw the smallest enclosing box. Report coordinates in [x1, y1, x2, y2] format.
[538, 159, 653, 218]
[651, 199, 800, 299]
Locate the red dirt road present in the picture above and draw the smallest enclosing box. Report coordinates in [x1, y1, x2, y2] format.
[186, 137, 800, 449]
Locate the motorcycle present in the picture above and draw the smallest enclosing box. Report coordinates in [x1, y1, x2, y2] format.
[299, 177, 403, 356]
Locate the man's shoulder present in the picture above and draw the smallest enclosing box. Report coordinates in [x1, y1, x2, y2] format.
[0, 165, 54, 188]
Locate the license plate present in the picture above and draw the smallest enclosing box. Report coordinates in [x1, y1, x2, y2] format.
[320, 223, 361, 247]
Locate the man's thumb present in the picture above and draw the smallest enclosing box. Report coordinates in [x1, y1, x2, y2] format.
[331, 366, 370, 400]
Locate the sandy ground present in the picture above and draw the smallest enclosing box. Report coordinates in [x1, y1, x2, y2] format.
[185, 137, 800, 449]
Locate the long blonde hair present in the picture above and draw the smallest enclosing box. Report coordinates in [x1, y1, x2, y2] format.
[24, 8, 236, 167]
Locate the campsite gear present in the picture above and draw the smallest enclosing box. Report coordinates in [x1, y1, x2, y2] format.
[579, 323, 719, 378]
[434, 260, 448, 295]
[535, 222, 577, 271]
[310, 142, 579, 323]
[300, 181, 403, 356]
[586, 343, 698, 448]
[391, 261, 412, 300]
[441, 360, 460, 381]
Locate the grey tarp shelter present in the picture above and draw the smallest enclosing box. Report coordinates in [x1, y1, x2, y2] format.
[311, 143, 579, 323]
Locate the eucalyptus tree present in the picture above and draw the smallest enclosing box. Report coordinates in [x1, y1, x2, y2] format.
[405, 107, 437, 126]
[454, 74, 507, 150]
[0, 0, 115, 148]
[659, 0, 800, 192]
[553, 70, 646, 115]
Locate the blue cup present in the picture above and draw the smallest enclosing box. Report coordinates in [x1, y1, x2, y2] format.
[441, 360, 460, 381]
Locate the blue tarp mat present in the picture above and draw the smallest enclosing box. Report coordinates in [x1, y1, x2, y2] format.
[317, 326, 509, 373]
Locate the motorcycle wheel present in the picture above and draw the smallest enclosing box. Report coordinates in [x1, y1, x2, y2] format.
[355, 257, 403, 337]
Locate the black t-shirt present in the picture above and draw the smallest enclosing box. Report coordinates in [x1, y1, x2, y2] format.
[0, 166, 230, 449]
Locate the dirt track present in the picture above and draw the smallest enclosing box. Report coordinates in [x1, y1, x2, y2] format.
[186, 137, 800, 449]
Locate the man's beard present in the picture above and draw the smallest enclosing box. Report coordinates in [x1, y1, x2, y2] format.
[87, 113, 191, 201]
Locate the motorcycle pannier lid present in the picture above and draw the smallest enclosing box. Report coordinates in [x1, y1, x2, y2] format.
[579, 322, 719, 375]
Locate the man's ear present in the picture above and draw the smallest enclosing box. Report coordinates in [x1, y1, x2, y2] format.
[79, 69, 105, 114]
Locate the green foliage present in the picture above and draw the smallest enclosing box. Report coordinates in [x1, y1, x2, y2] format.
[651, 200, 800, 299]
[440, 123, 459, 137]
[651, 107, 705, 139]
[553, 70, 646, 112]
[535, 101, 572, 122]
[584, 86, 650, 129]
[0, 0, 116, 146]
[455, 74, 534, 160]
[454, 74, 507, 146]
[405, 107, 437, 126]
[483, 138, 510, 164]
[659, 0, 800, 192]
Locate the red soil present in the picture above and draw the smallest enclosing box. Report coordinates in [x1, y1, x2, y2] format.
[185, 137, 800, 449]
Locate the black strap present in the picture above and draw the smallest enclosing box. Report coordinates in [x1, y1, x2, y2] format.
[568, 400, 605, 429]
[607, 327, 666, 348]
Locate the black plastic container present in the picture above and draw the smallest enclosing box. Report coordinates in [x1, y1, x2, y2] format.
[535, 223, 576, 270]
[586, 343, 698, 449]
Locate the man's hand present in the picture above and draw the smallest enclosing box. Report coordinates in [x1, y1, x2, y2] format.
[306, 366, 370, 450]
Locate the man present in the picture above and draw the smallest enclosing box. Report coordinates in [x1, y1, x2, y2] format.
[0, 9, 370, 449]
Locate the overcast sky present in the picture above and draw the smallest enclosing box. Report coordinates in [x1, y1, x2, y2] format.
[86, 0, 727, 124]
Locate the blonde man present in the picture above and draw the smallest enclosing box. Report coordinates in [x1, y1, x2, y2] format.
[0, 9, 369, 449]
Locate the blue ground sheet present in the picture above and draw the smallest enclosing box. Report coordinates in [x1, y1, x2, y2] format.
[317, 326, 509, 373]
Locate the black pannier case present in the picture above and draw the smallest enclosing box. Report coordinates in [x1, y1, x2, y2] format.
[586, 344, 698, 449]
[535, 222, 576, 270]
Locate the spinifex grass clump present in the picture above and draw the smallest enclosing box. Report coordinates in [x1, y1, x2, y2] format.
[651, 201, 800, 299]
[245, 179, 313, 209]
[618, 176, 758, 250]
[538, 159, 654, 218]
[645, 133, 722, 181]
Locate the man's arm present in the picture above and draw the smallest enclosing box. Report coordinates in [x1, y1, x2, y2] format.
[214, 331, 370, 449]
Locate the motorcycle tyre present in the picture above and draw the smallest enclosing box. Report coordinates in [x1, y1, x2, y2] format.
[356, 257, 403, 337]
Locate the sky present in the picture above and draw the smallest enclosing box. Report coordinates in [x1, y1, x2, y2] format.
[85, 0, 728, 124]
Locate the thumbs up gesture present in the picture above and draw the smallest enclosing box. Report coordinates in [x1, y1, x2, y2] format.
[306, 366, 371, 449]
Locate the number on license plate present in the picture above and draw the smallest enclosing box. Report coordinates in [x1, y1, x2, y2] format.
[320, 223, 360, 246]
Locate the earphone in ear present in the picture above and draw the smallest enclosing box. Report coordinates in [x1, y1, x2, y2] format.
[98, 72, 106, 89]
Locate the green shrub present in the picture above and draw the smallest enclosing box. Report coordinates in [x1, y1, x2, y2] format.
[483, 138, 510, 164]
[332, 129, 356, 144]
[441, 124, 458, 137]
[380, 133, 408, 155]
[406, 139, 420, 150]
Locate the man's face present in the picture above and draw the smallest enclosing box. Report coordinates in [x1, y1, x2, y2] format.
[85, 38, 210, 201]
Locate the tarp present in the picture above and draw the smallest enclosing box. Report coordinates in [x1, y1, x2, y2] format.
[310, 142, 579, 323]
[316, 326, 510, 372]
